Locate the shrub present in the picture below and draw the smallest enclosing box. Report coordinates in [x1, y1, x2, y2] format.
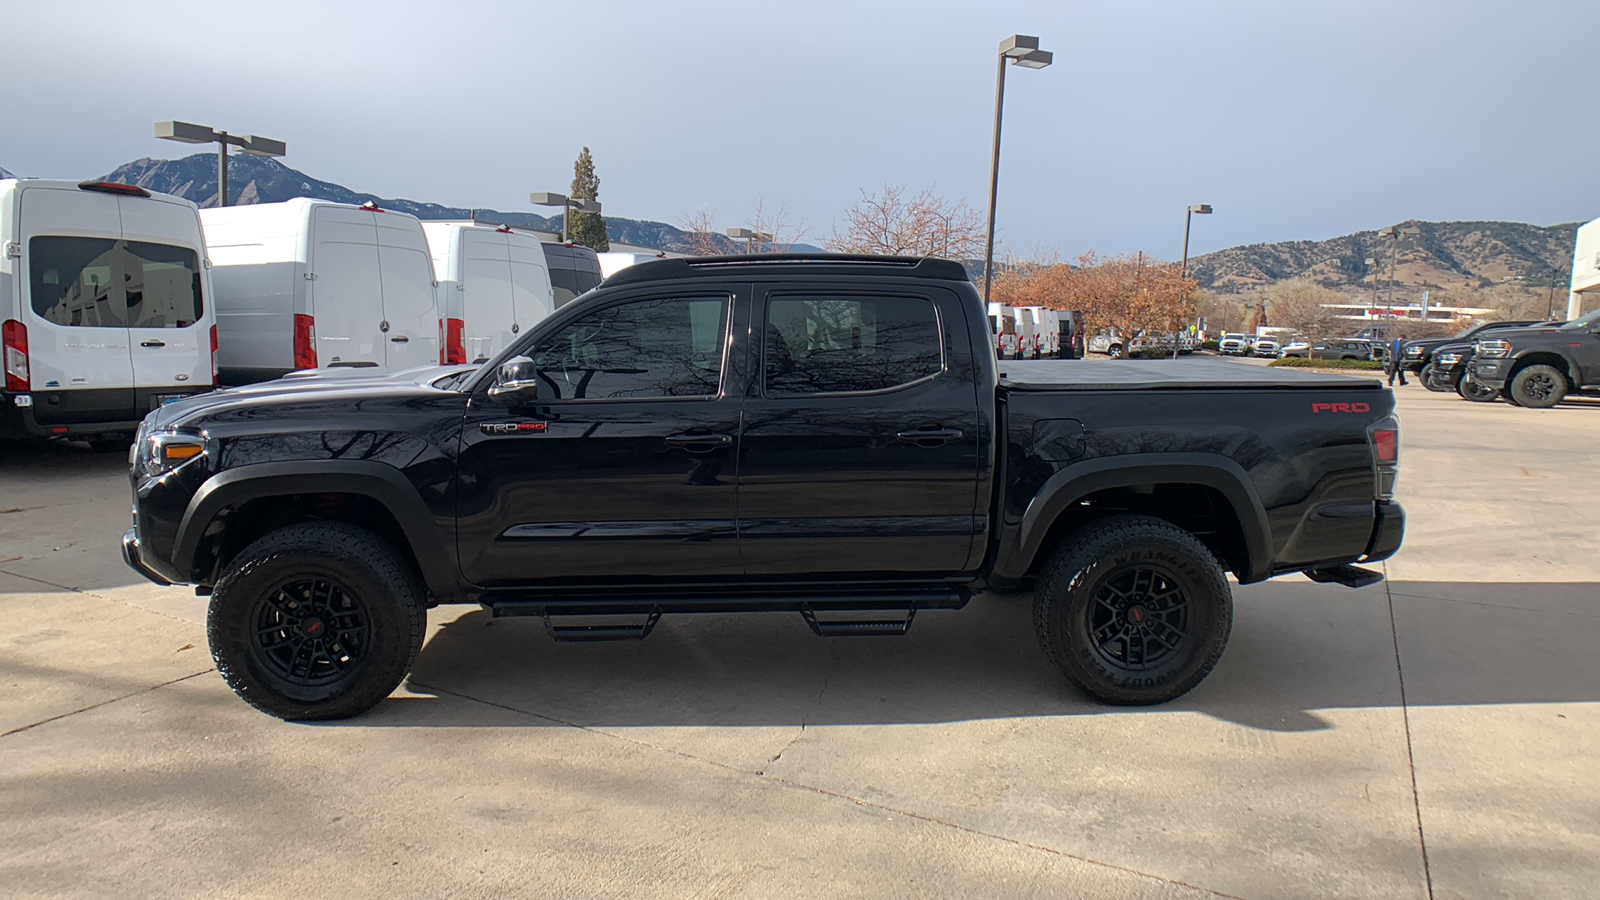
[1136, 347, 1172, 359]
[1201, 340, 1220, 351]
[1268, 357, 1384, 370]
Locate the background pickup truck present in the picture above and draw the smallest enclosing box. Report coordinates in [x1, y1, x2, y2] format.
[122, 255, 1404, 721]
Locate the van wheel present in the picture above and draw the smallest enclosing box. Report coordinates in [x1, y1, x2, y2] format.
[1033, 515, 1232, 705]
[1509, 364, 1567, 409]
[207, 522, 426, 721]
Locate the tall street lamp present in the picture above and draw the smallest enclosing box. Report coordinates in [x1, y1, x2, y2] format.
[981, 34, 1053, 305]
[726, 227, 773, 253]
[155, 121, 286, 208]
[531, 192, 602, 243]
[1378, 224, 1420, 329]
[1180, 204, 1212, 279]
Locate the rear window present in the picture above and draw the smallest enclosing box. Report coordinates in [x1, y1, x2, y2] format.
[29, 236, 202, 328]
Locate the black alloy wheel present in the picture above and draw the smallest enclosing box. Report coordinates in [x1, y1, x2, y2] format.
[1509, 364, 1568, 409]
[1458, 377, 1499, 403]
[1034, 515, 1232, 705]
[251, 577, 369, 687]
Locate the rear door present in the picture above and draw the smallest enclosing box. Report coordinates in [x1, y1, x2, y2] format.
[460, 229, 515, 364]
[739, 285, 983, 576]
[18, 186, 135, 422]
[119, 197, 210, 404]
[309, 206, 384, 368]
[374, 213, 440, 370]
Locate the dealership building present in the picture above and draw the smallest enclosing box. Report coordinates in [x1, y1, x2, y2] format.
[1570, 216, 1600, 319]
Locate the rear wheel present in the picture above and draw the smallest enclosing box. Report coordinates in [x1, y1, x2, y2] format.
[207, 522, 426, 720]
[1033, 515, 1233, 705]
[1509, 364, 1567, 409]
[1109, 344, 1124, 359]
[1458, 377, 1499, 403]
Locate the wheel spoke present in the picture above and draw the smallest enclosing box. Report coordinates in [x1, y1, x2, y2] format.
[251, 576, 369, 687]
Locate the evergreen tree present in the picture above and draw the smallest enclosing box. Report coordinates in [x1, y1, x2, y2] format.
[568, 147, 609, 251]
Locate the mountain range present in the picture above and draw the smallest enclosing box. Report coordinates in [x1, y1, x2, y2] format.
[0, 155, 1580, 288]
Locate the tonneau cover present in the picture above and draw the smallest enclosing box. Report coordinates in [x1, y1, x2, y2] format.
[1000, 358, 1383, 391]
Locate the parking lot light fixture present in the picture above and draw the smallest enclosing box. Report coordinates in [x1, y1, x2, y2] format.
[725, 227, 773, 252]
[531, 192, 601, 243]
[1180, 204, 1212, 279]
[155, 120, 286, 208]
[1378, 225, 1421, 326]
[982, 34, 1053, 306]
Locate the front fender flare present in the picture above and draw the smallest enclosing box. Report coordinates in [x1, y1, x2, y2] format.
[998, 453, 1274, 584]
[174, 460, 458, 602]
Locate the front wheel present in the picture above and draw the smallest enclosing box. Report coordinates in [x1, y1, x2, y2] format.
[1033, 515, 1233, 705]
[1458, 376, 1499, 403]
[207, 522, 426, 720]
[1108, 344, 1124, 359]
[1509, 364, 1568, 409]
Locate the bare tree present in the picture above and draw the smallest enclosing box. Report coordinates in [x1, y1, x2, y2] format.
[673, 201, 809, 256]
[1260, 278, 1345, 341]
[824, 184, 986, 260]
[674, 207, 726, 256]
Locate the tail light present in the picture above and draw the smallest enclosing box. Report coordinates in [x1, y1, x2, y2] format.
[209, 324, 219, 385]
[3, 319, 28, 391]
[292, 314, 317, 370]
[442, 318, 465, 365]
[1367, 415, 1399, 499]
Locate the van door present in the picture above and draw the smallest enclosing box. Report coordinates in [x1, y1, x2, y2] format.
[508, 240, 554, 351]
[460, 229, 514, 364]
[309, 206, 384, 368]
[18, 187, 136, 424]
[119, 197, 210, 405]
[374, 214, 440, 370]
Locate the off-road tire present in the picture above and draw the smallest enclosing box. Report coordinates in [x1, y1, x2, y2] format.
[1509, 364, 1567, 409]
[1458, 377, 1499, 403]
[207, 522, 426, 721]
[1033, 515, 1233, 705]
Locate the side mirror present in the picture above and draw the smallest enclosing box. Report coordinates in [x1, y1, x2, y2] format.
[488, 356, 540, 407]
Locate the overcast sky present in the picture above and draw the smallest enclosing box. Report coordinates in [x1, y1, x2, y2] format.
[6, 0, 1596, 259]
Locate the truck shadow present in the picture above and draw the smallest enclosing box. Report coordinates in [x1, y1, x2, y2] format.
[363, 579, 1600, 732]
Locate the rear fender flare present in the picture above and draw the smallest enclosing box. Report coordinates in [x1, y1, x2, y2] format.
[174, 460, 458, 602]
[1008, 453, 1274, 583]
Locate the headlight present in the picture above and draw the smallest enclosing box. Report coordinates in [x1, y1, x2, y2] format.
[140, 431, 207, 478]
[1476, 340, 1511, 359]
[1437, 352, 1462, 365]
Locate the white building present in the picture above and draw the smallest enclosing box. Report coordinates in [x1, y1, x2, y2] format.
[1568, 216, 1600, 319]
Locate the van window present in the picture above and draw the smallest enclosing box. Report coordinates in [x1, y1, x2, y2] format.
[29, 236, 202, 328]
[764, 296, 943, 396]
[531, 296, 728, 400]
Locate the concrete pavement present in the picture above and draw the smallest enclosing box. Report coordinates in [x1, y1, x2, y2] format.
[1, 371, 1595, 899]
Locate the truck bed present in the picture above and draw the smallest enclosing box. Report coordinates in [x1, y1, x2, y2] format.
[1000, 358, 1384, 391]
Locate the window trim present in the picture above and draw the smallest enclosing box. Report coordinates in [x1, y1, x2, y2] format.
[759, 291, 948, 400]
[518, 292, 736, 404]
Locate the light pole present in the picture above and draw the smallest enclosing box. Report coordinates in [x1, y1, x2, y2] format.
[981, 34, 1053, 305]
[1180, 204, 1212, 279]
[1377, 224, 1420, 333]
[531, 192, 602, 243]
[155, 121, 286, 207]
[726, 227, 773, 253]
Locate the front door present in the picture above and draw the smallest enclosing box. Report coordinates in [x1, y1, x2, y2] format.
[738, 287, 984, 577]
[456, 289, 746, 587]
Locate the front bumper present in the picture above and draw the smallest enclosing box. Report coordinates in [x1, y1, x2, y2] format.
[122, 529, 179, 586]
[1361, 500, 1405, 563]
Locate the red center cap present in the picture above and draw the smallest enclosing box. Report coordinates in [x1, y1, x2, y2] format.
[1128, 606, 1147, 624]
[303, 618, 325, 637]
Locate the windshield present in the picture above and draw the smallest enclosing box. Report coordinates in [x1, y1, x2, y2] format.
[1558, 309, 1600, 331]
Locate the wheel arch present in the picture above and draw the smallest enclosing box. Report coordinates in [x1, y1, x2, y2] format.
[1509, 351, 1576, 385]
[1002, 454, 1274, 585]
[175, 460, 459, 603]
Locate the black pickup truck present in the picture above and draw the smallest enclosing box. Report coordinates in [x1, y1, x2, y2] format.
[122, 255, 1404, 720]
[1469, 309, 1600, 407]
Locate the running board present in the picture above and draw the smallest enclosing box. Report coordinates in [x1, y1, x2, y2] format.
[1302, 564, 1384, 589]
[801, 606, 916, 637]
[542, 609, 663, 642]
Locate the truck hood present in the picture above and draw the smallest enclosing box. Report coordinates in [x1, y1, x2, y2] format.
[144, 364, 477, 432]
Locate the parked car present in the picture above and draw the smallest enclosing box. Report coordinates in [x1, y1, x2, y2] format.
[1251, 335, 1280, 357]
[422, 222, 556, 365]
[123, 253, 1404, 721]
[1087, 331, 1126, 358]
[1470, 309, 1600, 407]
[1309, 340, 1375, 361]
[1218, 333, 1252, 356]
[201, 199, 442, 384]
[1277, 341, 1311, 359]
[1, 178, 216, 449]
[1400, 320, 1542, 373]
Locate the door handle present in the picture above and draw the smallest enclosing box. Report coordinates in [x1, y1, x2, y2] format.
[390, 336, 410, 343]
[140, 340, 166, 348]
[896, 427, 964, 447]
[664, 432, 733, 451]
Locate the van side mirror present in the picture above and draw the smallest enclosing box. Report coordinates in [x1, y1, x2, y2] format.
[488, 357, 540, 406]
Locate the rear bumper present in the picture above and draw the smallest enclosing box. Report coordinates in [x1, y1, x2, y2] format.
[121, 528, 179, 587]
[3, 388, 207, 440]
[2, 392, 143, 440]
[1361, 500, 1405, 563]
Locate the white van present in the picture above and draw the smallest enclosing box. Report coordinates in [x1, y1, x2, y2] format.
[541, 243, 605, 309]
[421, 222, 555, 365]
[597, 250, 667, 279]
[1, 179, 215, 447]
[1018, 306, 1061, 358]
[986, 303, 1018, 358]
[200, 199, 440, 384]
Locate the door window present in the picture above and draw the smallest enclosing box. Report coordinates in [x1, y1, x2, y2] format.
[530, 296, 728, 400]
[29, 236, 202, 328]
[764, 296, 943, 396]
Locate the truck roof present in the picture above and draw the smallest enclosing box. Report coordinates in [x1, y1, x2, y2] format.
[1002, 358, 1384, 391]
[602, 253, 970, 287]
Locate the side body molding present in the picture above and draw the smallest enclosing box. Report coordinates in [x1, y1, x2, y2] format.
[1001, 452, 1275, 584]
[174, 460, 458, 602]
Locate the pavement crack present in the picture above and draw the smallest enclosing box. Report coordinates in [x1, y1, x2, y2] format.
[1385, 562, 1436, 900]
[2, 668, 214, 737]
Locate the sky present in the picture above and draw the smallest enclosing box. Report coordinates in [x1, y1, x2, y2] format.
[5, 0, 1597, 260]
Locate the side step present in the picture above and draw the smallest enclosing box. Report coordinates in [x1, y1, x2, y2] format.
[801, 606, 916, 637]
[1302, 564, 1385, 589]
[544, 609, 662, 642]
